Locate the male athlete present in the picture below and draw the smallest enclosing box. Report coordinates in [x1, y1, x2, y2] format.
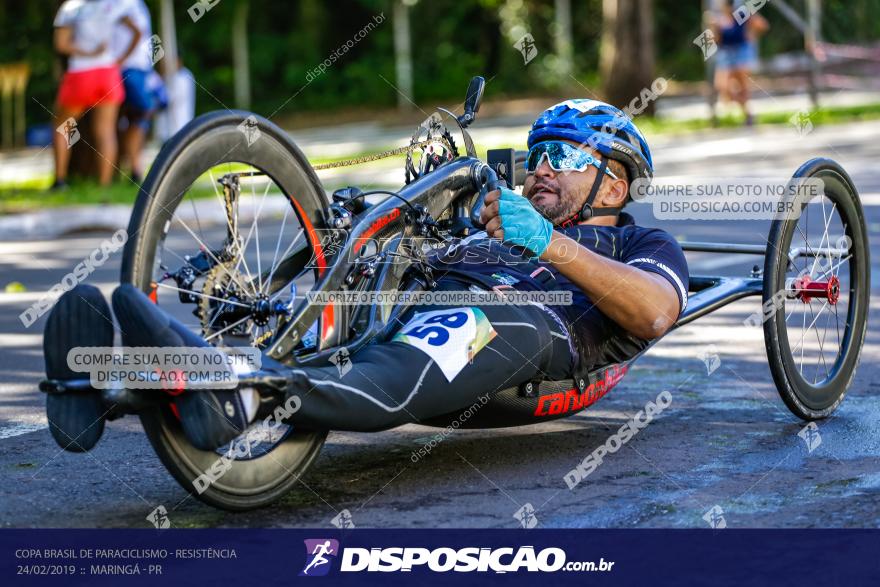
[44, 100, 688, 451]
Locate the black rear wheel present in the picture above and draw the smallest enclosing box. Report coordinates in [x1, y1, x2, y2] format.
[763, 158, 870, 420]
[122, 111, 335, 510]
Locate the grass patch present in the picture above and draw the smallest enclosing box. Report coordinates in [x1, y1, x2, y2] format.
[0, 181, 141, 213]
[641, 101, 880, 136]
[0, 179, 219, 213]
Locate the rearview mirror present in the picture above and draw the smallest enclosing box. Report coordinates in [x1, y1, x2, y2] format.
[458, 76, 485, 128]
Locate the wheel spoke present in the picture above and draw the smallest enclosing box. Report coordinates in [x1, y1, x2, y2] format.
[158, 229, 248, 311]
[172, 209, 255, 299]
[266, 228, 307, 298]
[799, 302, 807, 375]
[190, 196, 204, 242]
[794, 223, 813, 275]
[790, 299, 830, 357]
[806, 300, 829, 383]
[266, 206, 292, 295]
[833, 298, 841, 349]
[810, 199, 835, 277]
[818, 298, 835, 378]
[813, 254, 852, 282]
[808, 197, 826, 276]
[204, 314, 252, 342]
[252, 179, 264, 291]
[155, 282, 250, 308]
[833, 222, 849, 280]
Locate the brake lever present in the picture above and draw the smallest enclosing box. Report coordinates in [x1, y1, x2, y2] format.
[469, 166, 501, 231]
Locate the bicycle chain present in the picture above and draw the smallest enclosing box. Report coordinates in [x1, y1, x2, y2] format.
[311, 137, 454, 170]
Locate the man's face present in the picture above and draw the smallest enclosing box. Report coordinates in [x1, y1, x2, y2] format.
[522, 139, 604, 225]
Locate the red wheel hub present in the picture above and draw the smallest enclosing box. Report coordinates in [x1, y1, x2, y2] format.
[793, 275, 840, 304]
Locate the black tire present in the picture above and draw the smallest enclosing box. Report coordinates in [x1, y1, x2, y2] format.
[121, 111, 331, 510]
[763, 158, 870, 420]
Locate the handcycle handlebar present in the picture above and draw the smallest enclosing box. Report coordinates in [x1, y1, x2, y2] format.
[469, 164, 501, 230]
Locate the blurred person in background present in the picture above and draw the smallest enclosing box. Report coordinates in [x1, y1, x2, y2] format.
[52, 0, 140, 189]
[113, 0, 157, 184]
[155, 55, 195, 143]
[711, 0, 769, 126]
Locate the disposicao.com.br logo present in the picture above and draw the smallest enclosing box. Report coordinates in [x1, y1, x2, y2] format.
[300, 541, 614, 575]
[300, 539, 339, 577]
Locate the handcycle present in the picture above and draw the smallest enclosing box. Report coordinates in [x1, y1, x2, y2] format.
[40, 77, 870, 510]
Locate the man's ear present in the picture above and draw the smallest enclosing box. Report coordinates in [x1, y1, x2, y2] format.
[598, 178, 629, 208]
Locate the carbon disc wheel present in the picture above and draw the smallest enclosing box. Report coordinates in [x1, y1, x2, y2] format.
[121, 111, 337, 510]
[763, 158, 870, 420]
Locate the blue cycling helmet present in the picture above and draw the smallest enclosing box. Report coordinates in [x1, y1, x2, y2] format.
[528, 99, 654, 185]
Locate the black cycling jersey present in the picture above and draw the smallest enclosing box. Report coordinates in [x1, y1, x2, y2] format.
[427, 212, 689, 368]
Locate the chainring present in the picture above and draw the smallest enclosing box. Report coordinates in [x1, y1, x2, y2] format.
[405, 114, 458, 184]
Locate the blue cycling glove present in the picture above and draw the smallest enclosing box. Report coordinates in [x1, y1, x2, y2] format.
[497, 188, 554, 257]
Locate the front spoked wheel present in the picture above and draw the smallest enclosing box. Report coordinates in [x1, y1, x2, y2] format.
[122, 111, 337, 510]
[763, 158, 870, 420]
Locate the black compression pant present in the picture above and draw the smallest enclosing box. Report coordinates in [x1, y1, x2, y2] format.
[283, 280, 575, 432]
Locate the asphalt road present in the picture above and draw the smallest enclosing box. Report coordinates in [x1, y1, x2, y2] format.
[0, 119, 878, 528]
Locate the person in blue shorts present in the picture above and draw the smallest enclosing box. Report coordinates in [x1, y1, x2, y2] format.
[113, 0, 158, 184]
[711, 0, 769, 126]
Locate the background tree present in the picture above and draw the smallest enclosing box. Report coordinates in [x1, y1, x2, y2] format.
[232, 0, 251, 109]
[599, 0, 656, 112]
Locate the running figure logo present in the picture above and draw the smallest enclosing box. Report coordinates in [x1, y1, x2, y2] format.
[513, 503, 539, 529]
[789, 110, 814, 136]
[702, 505, 727, 529]
[329, 347, 353, 378]
[798, 422, 822, 453]
[149, 34, 165, 65]
[513, 34, 538, 65]
[697, 344, 721, 375]
[146, 505, 171, 529]
[693, 29, 718, 61]
[238, 115, 261, 147]
[56, 117, 80, 149]
[300, 539, 339, 577]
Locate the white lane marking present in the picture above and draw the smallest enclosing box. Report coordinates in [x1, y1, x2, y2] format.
[852, 192, 880, 206]
[0, 333, 43, 348]
[0, 422, 47, 440]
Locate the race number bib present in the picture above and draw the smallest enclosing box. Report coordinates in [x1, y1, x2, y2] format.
[392, 308, 497, 381]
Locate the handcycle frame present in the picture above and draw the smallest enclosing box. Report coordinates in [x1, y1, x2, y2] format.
[39, 153, 835, 428]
